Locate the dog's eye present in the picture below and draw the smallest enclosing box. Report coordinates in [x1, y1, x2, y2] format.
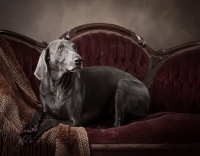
[72, 45, 77, 50]
[57, 46, 63, 52]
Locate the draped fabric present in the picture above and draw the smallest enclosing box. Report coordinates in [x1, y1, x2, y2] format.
[0, 35, 90, 156]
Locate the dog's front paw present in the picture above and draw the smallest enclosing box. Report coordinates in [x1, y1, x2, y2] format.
[20, 132, 39, 144]
[22, 121, 39, 134]
[20, 133, 33, 144]
[20, 121, 39, 144]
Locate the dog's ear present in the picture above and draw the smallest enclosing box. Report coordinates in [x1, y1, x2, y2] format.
[34, 48, 49, 80]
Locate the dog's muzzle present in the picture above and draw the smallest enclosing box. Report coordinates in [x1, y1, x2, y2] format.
[68, 56, 83, 72]
[74, 57, 83, 66]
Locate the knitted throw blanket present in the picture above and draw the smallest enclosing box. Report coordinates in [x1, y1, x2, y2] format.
[0, 35, 90, 156]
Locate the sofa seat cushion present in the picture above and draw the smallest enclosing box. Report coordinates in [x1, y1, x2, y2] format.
[85, 112, 200, 144]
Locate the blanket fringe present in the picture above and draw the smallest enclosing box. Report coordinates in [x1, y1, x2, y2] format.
[21, 139, 56, 156]
[0, 113, 56, 156]
[0, 113, 22, 156]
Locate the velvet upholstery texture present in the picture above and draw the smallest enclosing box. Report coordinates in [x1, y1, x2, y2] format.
[2, 29, 200, 146]
[85, 112, 200, 144]
[149, 46, 200, 114]
[71, 30, 150, 81]
[69, 31, 200, 144]
[5, 37, 41, 100]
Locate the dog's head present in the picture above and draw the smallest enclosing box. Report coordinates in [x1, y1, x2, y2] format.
[34, 39, 82, 80]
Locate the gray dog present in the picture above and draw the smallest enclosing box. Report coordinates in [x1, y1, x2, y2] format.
[20, 39, 150, 143]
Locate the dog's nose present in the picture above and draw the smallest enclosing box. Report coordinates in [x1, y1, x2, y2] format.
[74, 57, 83, 64]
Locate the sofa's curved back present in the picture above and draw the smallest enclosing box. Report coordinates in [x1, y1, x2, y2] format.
[0, 30, 46, 100]
[64, 24, 200, 115]
[149, 44, 200, 114]
[60, 23, 154, 82]
[3, 24, 200, 115]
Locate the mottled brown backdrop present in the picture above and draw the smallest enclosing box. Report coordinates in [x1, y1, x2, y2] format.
[0, 0, 199, 50]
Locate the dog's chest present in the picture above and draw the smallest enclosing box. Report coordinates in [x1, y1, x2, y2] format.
[46, 84, 73, 119]
[42, 74, 83, 120]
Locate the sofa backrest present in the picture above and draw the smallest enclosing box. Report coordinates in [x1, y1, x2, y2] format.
[149, 43, 200, 114]
[2, 24, 200, 115]
[0, 30, 46, 100]
[60, 23, 156, 83]
[61, 24, 200, 114]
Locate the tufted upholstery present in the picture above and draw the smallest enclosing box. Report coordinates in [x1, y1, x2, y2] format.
[1, 25, 200, 155]
[4, 37, 41, 100]
[67, 27, 200, 145]
[71, 30, 150, 81]
[149, 45, 200, 114]
[85, 44, 200, 144]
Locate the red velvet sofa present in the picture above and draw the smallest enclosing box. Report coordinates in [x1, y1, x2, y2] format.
[1, 23, 200, 156]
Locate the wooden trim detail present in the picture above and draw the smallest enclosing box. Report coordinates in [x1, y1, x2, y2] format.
[90, 143, 200, 150]
[0, 29, 47, 48]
